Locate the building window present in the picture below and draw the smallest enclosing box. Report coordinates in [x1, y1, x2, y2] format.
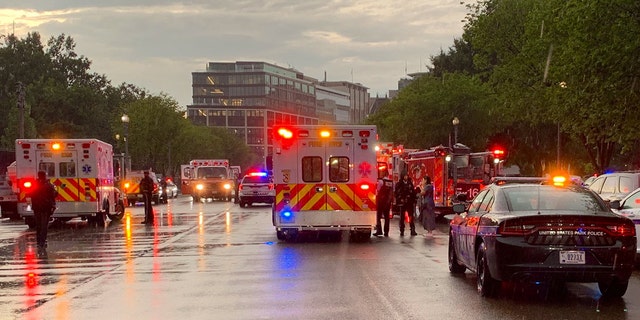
[228, 110, 245, 126]
[247, 110, 264, 127]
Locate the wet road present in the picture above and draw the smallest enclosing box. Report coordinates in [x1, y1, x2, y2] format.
[0, 196, 639, 319]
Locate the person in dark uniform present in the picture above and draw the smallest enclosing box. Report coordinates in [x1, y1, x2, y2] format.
[395, 173, 418, 236]
[139, 170, 155, 225]
[373, 173, 393, 237]
[31, 170, 57, 249]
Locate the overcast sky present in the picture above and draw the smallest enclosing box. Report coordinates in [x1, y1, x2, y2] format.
[1, 1, 469, 107]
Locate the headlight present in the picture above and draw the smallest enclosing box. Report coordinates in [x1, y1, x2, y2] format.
[223, 183, 231, 190]
[196, 184, 204, 190]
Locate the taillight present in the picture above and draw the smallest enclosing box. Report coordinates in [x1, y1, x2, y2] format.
[238, 184, 244, 191]
[606, 224, 636, 237]
[498, 219, 536, 235]
[268, 183, 274, 190]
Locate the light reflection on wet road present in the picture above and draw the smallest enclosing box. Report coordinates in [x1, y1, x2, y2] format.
[0, 196, 638, 320]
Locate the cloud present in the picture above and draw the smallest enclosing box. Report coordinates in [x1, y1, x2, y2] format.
[0, 1, 468, 105]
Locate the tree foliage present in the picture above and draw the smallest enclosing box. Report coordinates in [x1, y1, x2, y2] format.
[0, 32, 255, 177]
[371, 0, 640, 176]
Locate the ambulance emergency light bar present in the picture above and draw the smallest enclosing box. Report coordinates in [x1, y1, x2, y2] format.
[276, 127, 371, 139]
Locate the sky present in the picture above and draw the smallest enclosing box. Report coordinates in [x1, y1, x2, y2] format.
[0, 1, 469, 107]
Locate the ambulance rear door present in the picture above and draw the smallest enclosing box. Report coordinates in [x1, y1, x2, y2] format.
[36, 147, 83, 205]
[295, 129, 355, 212]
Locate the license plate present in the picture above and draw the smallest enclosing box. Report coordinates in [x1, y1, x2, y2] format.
[559, 251, 585, 264]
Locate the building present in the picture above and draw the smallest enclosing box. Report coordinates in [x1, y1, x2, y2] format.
[187, 61, 373, 165]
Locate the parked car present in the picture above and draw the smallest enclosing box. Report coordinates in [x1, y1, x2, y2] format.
[587, 172, 640, 202]
[448, 176, 636, 298]
[237, 172, 275, 208]
[609, 188, 640, 267]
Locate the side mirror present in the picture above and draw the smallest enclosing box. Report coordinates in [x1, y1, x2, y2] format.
[609, 199, 621, 210]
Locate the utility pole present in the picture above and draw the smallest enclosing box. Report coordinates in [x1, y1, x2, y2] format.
[16, 82, 25, 139]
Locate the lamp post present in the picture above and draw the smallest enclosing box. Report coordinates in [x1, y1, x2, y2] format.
[452, 117, 460, 145]
[121, 114, 129, 179]
[451, 117, 460, 198]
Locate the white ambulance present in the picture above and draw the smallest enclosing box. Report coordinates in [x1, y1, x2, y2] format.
[271, 125, 378, 241]
[15, 139, 124, 228]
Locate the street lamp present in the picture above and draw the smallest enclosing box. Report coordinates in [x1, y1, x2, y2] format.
[121, 114, 129, 179]
[452, 117, 460, 145]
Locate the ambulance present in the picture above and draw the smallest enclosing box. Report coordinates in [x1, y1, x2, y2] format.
[15, 139, 124, 228]
[271, 125, 378, 241]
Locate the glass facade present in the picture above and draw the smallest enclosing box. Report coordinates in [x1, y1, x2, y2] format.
[187, 62, 320, 164]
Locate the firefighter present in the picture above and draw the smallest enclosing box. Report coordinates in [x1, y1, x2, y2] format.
[31, 170, 57, 249]
[139, 170, 155, 225]
[395, 173, 418, 236]
[373, 170, 393, 237]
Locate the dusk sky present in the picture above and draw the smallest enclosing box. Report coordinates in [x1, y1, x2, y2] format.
[1, 1, 469, 107]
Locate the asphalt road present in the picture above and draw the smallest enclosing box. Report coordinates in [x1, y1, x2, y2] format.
[0, 196, 638, 320]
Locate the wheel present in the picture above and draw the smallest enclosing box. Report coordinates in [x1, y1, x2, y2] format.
[448, 234, 466, 274]
[193, 195, 200, 202]
[476, 242, 500, 297]
[598, 278, 629, 298]
[276, 230, 286, 240]
[107, 200, 125, 221]
[239, 201, 246, 208]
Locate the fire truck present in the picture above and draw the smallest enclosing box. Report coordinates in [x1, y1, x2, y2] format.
[271, 125, 378, 241]
[15, 139, 124, 228]
[180, 159, 234, 202]
[393, 143, 504, 217]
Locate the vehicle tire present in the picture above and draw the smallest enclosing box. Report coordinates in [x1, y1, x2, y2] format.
[276, 230, 286, 240]
[193, 195, 200, 202]
[598, 278, 629, 298]
[448, 234, 467, 274]
[239, 201, 246, 208]
[476, 242, 500, 297]
[108, 200, 125, 221]
[25, 216, 36, 229]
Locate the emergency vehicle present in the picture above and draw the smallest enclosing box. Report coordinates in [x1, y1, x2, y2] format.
[0, 162, 18, 219]
[180, 159, 234, 202]
[15, 139, 124, 228]
[271, 125, 378, 241]
[394, 143, 504, 217]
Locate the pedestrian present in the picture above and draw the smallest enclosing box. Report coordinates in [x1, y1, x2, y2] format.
[373, 171, 393, 237]
[30, 170, 57, 249]
[139, 170, 155, 225]
[419, 176, 436, 236]
[395, 173, 418, 236]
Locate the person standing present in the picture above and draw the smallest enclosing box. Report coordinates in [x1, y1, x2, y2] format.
[139, 170, 155, 225]
[419, 176, 436, 236]
[31, 170, 57, 249]
[373, 173, 393, 237]
[395, 173, 417, 236]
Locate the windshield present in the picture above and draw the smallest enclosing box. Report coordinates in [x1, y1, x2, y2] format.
[196, 167, 228, 179]
[504, 186, 607, 212]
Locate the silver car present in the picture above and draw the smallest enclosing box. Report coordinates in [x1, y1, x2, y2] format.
[588, 172, 640, 202]
[610, 187, 640, 266]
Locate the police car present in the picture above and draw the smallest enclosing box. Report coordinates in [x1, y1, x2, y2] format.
[237, 172, 275, 208]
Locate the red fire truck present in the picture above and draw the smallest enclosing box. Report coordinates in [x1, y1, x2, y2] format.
[393, 143, 505, 217]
